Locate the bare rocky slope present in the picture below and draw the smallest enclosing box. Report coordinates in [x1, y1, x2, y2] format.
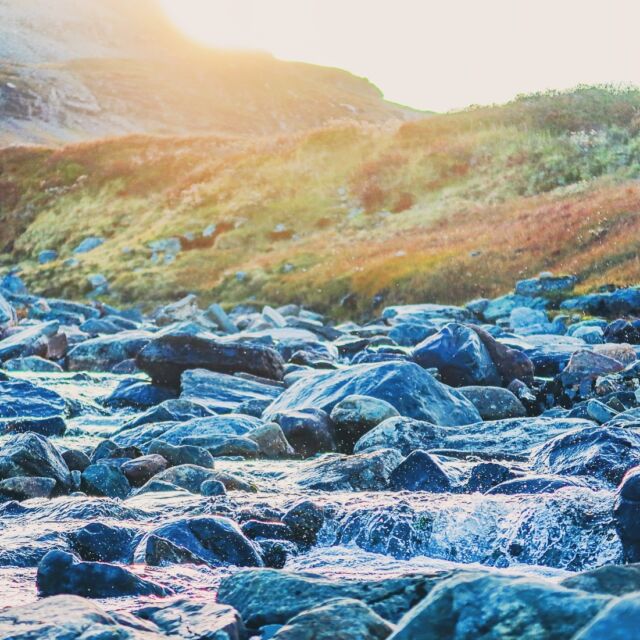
[0, 0, 417, 145]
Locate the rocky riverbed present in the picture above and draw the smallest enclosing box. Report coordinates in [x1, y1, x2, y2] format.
[2, 271, 640, 638]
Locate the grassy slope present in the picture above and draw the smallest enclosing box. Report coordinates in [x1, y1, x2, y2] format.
[2, 86, 640, 317]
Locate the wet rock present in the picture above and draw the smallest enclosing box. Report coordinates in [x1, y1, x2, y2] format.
[181, 368, 282, 413]
[531, 425, 640, 485]
[36, 549, 171, 597]
[273, 408, 336, 457]
[241, 520, 292, 541]
[160, 414, 261, 446]
[585, 399, 618, 424]
[68, 522, 137, 562]
[148, 439, 214, 468]
[388, 572, 608, 640]
[613, 466, 640, 562]
[382, 303, 470, 324]
[0, 321, 58, 361]
[121, 454, 168, 487]
[136, 597, 246, 640]
[0, 377, 65, 420]
[79, 317, 120, 335]
[0, 433, 72, 491]
[330, 395, 400, 453]
[283, 501, 325, 544]
[137, 332, 285, 388]
[66, 330, 152, 371]
[217, 568, 452, 627]
[119, 398, 215, 431]
[272, 598, 393, 640]
[604, 319, 640, 344]
[0, 476, 55, 500]
[558, 349, 624, 387]
[458, 386, 526, 420]
[561, 564, 640, 596]
[389, 451, 452, 492]
[100, 377, 177, 409]
[264, 361, 480, 427]
[61, 449, 90, 473]
[248, 422, 295, 458]
[202, 435, 261, 458]
[81, 464, 130, 499]
[259, 539, 298, 569]
[139, 516, 263, 568]
[482, 294, 547, 322]
[573, 594, 640, 640]
[515, 274, 576, 297]
[294, 449, 403, 491]
[146, 464, 217, 493]
[466, 462, 515, 493]
[0, 293, 17, 331]
[4, 355, 62, 372]
[412, 323, 500, 386]
[152, 294, 198, 326]
[0, 415, 67, 437]
[354, 416, 443, 456]
[201, 479, 226, 496]
[561, 287, 640, 317]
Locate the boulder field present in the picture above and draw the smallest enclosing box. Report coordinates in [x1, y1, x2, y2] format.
[1, 271, 640, 638]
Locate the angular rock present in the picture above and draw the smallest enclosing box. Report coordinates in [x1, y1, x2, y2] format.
[389, 451, 452, 492]
[66, 330, 152, 371]
[248, 422, 295, 458]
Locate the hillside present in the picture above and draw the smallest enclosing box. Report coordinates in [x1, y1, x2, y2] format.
[2, 86, 640, 316]
[0, 0, 416, 145]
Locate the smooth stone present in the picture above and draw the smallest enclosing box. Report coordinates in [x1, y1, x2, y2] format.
[241, 520, 292, 541]
[36, 549, 172, 598]
[458, 386, 526, 420]
[0, 378, 65, 419]
[466, 462, 515, 493]
[201, 479, 227, 496]
[100, 378, 177, 409]
[121, 454, 168, 487]
[273, 408, 336, 457]
[61, 449, 91, 472]
[68, 522, 137, 562]
[118, 398, 215, 431]
[4, 355, 63, 372]
[0, 415, 66, 437]
[0, 476, 55, 500]
[81, 464, 131, 499]
[146, 464, 217, 494]
[573, 594, 640, 640]
[148, 439, 214, 468]
[282, 500, 324, 544]
[248, 423, 295, 458]
[562, 564, 640, 596]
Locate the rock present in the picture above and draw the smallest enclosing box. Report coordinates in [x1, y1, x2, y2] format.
[205, 435, 260, 458]
[585, 399, 618, 424]
[137, 332, 285, 388]
[531, 425, 640, 486]
[207, 302, 239, 333]
[388, 321, 437, 347]
[282, 501, 325, 544]
[0, 293, 16, 331]
[614, 466, 640, 562]
[0, 415, 66, 437]
[73, 236, 104, 254]
[387, 572, 607, 640]
[509, 307, 552, 334]
[121, 454, 168, 487]
[36, 549, 171, 598]
[562, 287, 640, 317]
[248, 422, 295, 458]
[139, 516, 263, 568]
[148, 439, 214, 468]
[241, 520, 292, 541]
[263, 361, 480, 427]
[181, 368, 282, 413]
[61, 449, 91, 472]
[37, 249, 58, 264]
[294, 449, 403, 491]
[100, 377, 177, 409]
[136, 597, 245, 640]
[272, 598, 393, 640]
[572, 594, 640, 640]
[482, 294, 547, 322]
[594, 342, 637, 365]
[412, 323, 501, 386]
[558, 349, 624, 387]
[66, 330, 152, 371]
[68, 522, 137, 562]
[0, 378, 65, 421]
[561, 564, 640, 596]
[273, 408, 336, 457]
[604, 319, 640, 344]
[81, 464, 130, 499]
[0, 271, 27, 295]
[458, 386, 526, 420]
[79, 317, 121, 335]
[330, 395, 400, 453]
[146, 464, 217, 493]
[160, 414, 261, 446]
[0, 476, 55, 500]
[515, 274, 576, 297]
[389, 451, 452, 492]
[152, 294, 199, 326]
[119, 398, 215, 431]
[87, 273, 108, 294]
[571, 325, 605, 344]
[217, 568, 452, 627]
[0, 321, 58, 361]
[382, 303, 470, 324]
[0, 433, 72, 491]
[201, 479, 226, 496]
[4, 355, 63, 372]
[466, 462, 515, 492]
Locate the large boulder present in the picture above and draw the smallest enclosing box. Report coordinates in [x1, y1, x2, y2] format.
[218, 568, 453, 628]
[137, 516, 263, 568]
[531, 425, 640, 485]
[263, 362, 480, 426]
[66, 330, 152, 371]
[0, 432, 72, 491]
[36, 549, 172, 598]
[572, 593, 640, 640]
[387, 572, 608, 640]
[561, 287, 640, 317]
[273, 408, 336, 457]
[0, 321, 58, 361]
[412, 323, 501, 387]
[180, 368, 282, 413]
[272, 598, 393, 640]
[137, 332, 285, 387]
[388, 450, 452, 492]
[458, 386, 526, 420]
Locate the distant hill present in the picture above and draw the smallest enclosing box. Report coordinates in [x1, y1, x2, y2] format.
[0, 0, 418, 145]
[2, 86, 640, 317]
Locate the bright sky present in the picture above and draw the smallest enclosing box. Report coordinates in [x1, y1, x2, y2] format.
[160, 0, 639, 112]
